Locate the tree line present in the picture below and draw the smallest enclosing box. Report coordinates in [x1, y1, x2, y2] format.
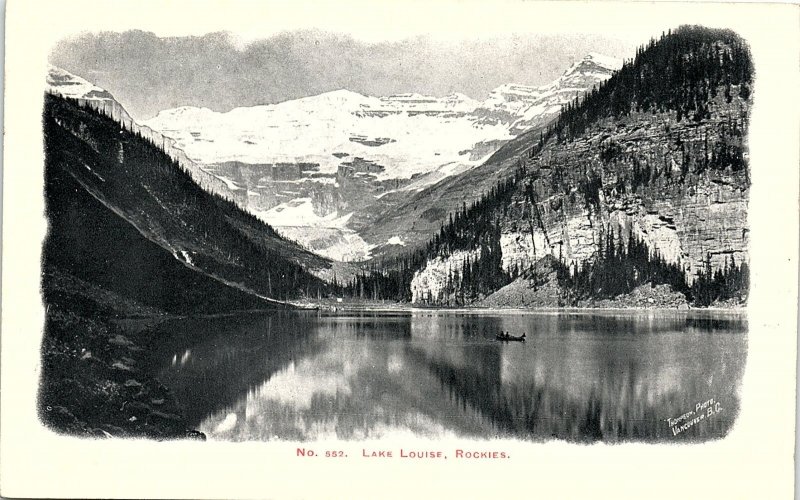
[555, 231, 689, 303]
[555, 229, 748, 306]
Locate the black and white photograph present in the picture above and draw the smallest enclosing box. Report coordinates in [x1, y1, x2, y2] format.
[1, 1, 797, 498]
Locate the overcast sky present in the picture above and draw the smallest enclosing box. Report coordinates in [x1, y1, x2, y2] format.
[50, 29, 638, 120]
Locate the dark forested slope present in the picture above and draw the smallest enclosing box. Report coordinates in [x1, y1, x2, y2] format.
[43, 94, 336, 312]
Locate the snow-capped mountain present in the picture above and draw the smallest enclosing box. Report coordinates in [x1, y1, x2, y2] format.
[46, 64, 139, 127]
[143, 90, 498, 183]
[144, 53, 620, 183]
[474, 53, 624, 132]
[46, 65, 117, 102]
[85, 53, 621, 261]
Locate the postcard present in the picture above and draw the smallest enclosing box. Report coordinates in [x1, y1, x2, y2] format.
[1, 0, 797, 498]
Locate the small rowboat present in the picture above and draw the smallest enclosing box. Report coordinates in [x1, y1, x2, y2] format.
[496, 333, 526, 342]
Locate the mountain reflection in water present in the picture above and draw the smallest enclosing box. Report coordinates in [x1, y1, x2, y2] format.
[142, 310, 746, 442]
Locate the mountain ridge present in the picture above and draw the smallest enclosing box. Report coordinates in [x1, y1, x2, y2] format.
[42, 92, 352, 310]
[137, 53, 620, 260]
[343, 26, 752, 307]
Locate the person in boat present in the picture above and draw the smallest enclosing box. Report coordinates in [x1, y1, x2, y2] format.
[499, 332, 526, 341]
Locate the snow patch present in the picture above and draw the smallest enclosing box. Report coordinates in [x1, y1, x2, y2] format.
[387, 236, 406, 246]
[46, 65, 115, 101]
[584, 52, 624, 71]
[180, 250, 194, 266]
[254, 198, 353, 229]
[213, 174, 244, 191]
[214, 413, 238, 433]
[275, 226, 373, 262]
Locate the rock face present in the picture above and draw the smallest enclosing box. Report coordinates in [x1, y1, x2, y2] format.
[477, 256, 564, 308]
[410, 250, 480, 304]
[409, 81, 751, 303]
[500, 90, 750, 281]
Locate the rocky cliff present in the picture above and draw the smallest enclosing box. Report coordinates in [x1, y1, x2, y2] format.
[410, 249, 481, 304]
[408, 27, 752, 305]
[499, 93, 750, 281]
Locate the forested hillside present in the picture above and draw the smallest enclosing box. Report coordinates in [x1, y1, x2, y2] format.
[346, 26, 752, 307]
[43, 94, 337, 311]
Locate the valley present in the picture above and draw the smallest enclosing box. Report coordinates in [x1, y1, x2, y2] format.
[335, 27, 753, 309]
[44, 27, 752, 312]
[142, 53, 621, 260]
[38, 26, 752, 440]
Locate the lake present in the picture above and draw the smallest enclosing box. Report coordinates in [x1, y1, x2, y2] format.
[143, 309, 747, 443]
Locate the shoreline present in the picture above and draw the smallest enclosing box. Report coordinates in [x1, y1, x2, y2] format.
[39, 304, 207, 440]
[298, 302, 747, 315]
[107, 303, 748, 320]
[39, 284, 746, 441]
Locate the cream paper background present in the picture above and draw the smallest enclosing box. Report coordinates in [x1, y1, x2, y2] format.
[2, 1, 797, 498]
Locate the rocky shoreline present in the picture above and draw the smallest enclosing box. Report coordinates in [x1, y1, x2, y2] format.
[313, 286, 745, 313]
[39, 270, 205, 440]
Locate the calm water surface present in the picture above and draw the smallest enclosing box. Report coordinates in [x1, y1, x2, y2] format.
[141, 310, 746, 442]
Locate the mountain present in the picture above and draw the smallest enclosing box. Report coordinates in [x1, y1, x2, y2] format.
[41, 76, 376, 437]
[473, 53, 627, 132]
[141, 54, 621, 260]
[46, 65, 118, 103]
[42, 90, 347, 314]
[349, 26, 752, 307]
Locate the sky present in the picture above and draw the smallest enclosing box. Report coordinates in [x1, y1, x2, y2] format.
[50, 29, 638, 120]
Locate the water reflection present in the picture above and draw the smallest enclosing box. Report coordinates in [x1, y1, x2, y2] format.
[142, 310, 746, 442]
[142, 313, 323, 427]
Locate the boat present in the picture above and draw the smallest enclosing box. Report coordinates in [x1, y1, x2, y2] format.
[496, 332, 526, 342]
